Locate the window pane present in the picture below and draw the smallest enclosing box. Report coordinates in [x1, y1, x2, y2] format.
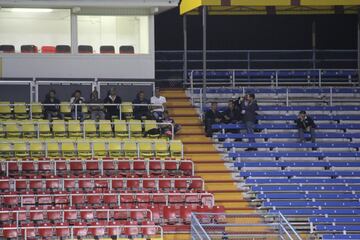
[78, 15, 149, 54]
[0, 9, 71, 52]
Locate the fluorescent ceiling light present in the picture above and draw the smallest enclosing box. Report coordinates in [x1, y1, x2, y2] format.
[10, 8, 53, 13]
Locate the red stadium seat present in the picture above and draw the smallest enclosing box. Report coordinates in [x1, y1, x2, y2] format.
[103, 194, 118, 206]
[47, 207, 62, 222]
[127, 178, 140, 190]
[108, 221, 122, 236]
[21, 223, 36, 238]
[38, 161, 52, 174]
[142, 221, 157, 236]
[70, 162, 83, 175]
[64, 207, 78, 222]
[41, 46, 56, 54]
[89, 222, 106, 237]
[73, 222, 88, 237]
[123, 221, 139, 236]
[159, 179, 172, 191]
[79, 177, 94, 190]
[38, 223, 54, 237]
[118, 161, 131, 176]
[163, 206, 178, 224]
[3, 224, 18, 238]
[80, 207, 95, 221]
[15, 178, 27, 191]
[113, 206, 127, 220]
[165, 162, 178, 175]
[87, 193, 102, 206]
[22, 162, 36, 175]
[29, 176, 43, 191]
[143, 178, 157, 191]
[190, 179, 203, 191]
[55, 161, 67, 176]
[168, 192, 184, 204]
[149, 161, 162, 175]
[133, 161, 146, 176]
[55, 222, 70, 238]
[64, 178, 76, 190]
[149, 205, 161, 224]
[86, 161, 100, 174]
[103, 160, 116, 175]
[130, 207, 147, 222]
[180, 205, 192, 224]
[175, 178, 188, 191]
[112, 178, 124, 190]
[71, 193, 85, 206]
[180, 162, 193, 176]
[46, 177, 60, 191]
[29, 207, 44, 222]
[4, 195, 19, 207]
[0, 179, 10, 192]
[0, 210, 12, 222]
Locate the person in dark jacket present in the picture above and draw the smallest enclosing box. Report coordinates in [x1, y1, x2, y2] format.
[104, 87, 122, 120]
[132, 91, 150, 120]
[204, 102, 223, 137]
[43, 90, 62, 120]
[70, 90, 85, 121]
[223, 100, 239, 124]
[239, 93, 259, 149]
[295, 110, 316, 143]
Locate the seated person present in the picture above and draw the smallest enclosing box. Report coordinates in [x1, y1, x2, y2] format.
[133, 91, 150, 120]
[223, 100, 240, 124]
[43, 90, 62, 120]
[150, 88, 167, 121]
[204, 102, 223, 137]
[295, 110, 316, 143]
[160, 110, 181, 138]
[104, 87, 122, 120]
[70, 90, 85, 121]
[88, 89, 105, 120]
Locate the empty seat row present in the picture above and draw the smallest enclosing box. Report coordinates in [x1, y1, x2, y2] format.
[1, 159, 193, 177]
[0, 139, 183, 159]
[1, 192, 214, 208]
[239, 170, 360, 178]
[0, 176, 203, 192]
[236, 161, 360, 169]
[226, 142, 360, 150]
[0, 119, 171, 139]
[230, 151, 360, 159]
[0, 207, 152, 225]
[214, 123, 360, 131]
[1, 221, 161, 239]
[0, 44, 135, 54]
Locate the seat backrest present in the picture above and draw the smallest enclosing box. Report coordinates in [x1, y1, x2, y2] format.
[100, 45, 115, 54]
[41, 46, 56, 54]
[0, 45, 15, 53]
[119, 45, 134, 54]
[78, 45, 93, 54]
[56, 45, 71, 53]
[21, 45, 38, 53]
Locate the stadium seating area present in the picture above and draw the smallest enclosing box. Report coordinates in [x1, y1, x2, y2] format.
[0, 95, 223, 239]
[0, 44, 135, 54]
[206, 87, 360, 239]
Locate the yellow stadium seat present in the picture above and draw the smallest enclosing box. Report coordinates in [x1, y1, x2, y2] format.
[77, 142, 92, 158]
[0, 143, 12, 158]
[144, 120, 159, 138]
[13, 102, 29, 119]
[123, 141, 137, 157]
[114, 120, 128, 138]
[93, 142, 107, 157]
[0, 101, 12, 119]
[108, 142, 122, 157]
[30, 142, 45, 158]
[99, 120, 113, 138]
[68, 120, 82, 138]
[129, 120, 142, 138]
[139, 141, 154, 158]
[21, 120, 36, 138]
[14, 143, 28, 158]
[84, 120, 97, 138]
[82, 105, 90, 119]
[60, 102, 72, 120]
[52, 120, 67, 137]
[150, 238, 163, 240]
[38, 120, 52, 138]
[4, 121, 21, 138]
[61, 141, 76, 157]
[30, 103, 43, 119]
[170, 140, 183, 158]
[155, 141, 169, 157]
[46, 142, 60, 157]
[121, 102, 133, 120]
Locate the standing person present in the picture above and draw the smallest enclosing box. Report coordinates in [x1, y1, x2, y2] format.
[43, 90, 62, 120]
[133, 91, 150, 120]
[150, 88, 167, 121]
[104, 87, 122, 120]
[239, 93, 259, 150]
[295, 110, 316, 143]
[70, 90, 85, 121]
[204, 102, 223, 137]
[88, 89, 105, 120]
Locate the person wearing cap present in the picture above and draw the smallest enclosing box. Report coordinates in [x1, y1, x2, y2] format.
[295, 110, 316, 143]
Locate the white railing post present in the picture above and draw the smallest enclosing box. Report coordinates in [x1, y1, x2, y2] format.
[319, 69, 322, 87]
[75, 104, 78, 120]
[286, 88, 289, 107]
[232, 70, 236, 88]
[275, 71, 279, 87]
[330, 87, 333, 106]
[190, 71, 194, 105]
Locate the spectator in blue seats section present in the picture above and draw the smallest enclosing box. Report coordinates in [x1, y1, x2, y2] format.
[43, 90, 62, 120]
[295, 110, 316, 143]
[70, 90, 85, 121]
[88, 89, 105, 120]
[104, 87, 122, 120]
[133, 91, 150, 120]
[222, 100, 239, 124]
[204, 102, 223, 137]
[239, 93, 259, 150]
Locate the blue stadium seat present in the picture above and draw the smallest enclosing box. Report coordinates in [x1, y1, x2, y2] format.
[216, 132, 359, 140]
[322, 234, 360, 239]
[315, 225, 360, 232]
[230, 152, 360, 158]
[251, 185, 360, 192]
[269, 209, 360, 216]
[235, 161, 360, 168]
[258, 193, 360, 200]
[245, 178, 360, 185]
[239, 171, 360, 178]
[263, 201, 360, 208]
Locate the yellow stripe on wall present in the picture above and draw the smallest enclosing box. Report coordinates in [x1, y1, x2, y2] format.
[231, 0, 290, 6]
[301, 0, 360, 6]
[180, 0, 203, 15]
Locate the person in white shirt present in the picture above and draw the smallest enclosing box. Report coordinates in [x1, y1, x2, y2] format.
[150, 88, 166, 120]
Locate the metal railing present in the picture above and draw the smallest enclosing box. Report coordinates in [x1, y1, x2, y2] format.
[191, 212, 302, 240]
[155, 49, 357, 82]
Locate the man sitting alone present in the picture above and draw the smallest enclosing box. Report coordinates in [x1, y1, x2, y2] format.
[295, 110, 316, 143]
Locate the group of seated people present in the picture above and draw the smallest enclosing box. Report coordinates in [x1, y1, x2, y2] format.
[205, 93, 316, 149]
[42, 87, 180, 136]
